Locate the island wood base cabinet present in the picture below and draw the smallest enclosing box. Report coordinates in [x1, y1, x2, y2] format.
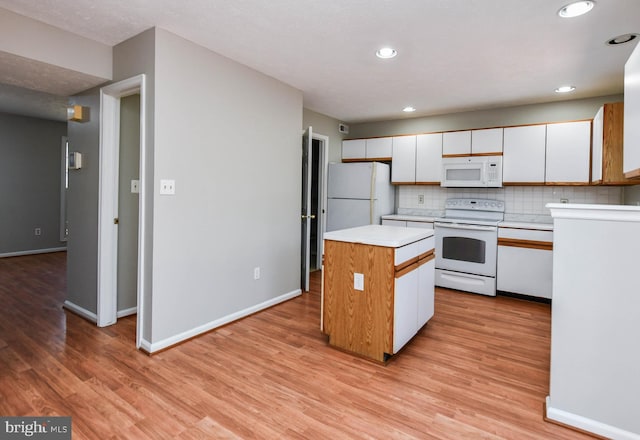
[321, 225, 435, 363]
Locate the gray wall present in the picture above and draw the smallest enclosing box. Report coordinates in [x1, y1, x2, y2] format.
[66, 89, 101, 312]
[0, 112, 67, 255]
[149, 28, 303, 343]
[348, 94, 624, 138]
[302, 108, 345, 163]
[113, 27, 156, 340]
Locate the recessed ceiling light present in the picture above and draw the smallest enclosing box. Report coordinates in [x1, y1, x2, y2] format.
[607, 33, 638, 45]
[402, 106, 416, 113]
[376, 47, 397, 59]
[558, 1, 595, 18]
[555, 85, 576, 93]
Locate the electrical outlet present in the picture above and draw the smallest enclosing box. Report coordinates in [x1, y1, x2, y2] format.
[34, 227, 42, 236]
[254, 267, 260, 280]
[160, 179, 175, 195]
[354, 273, 364, 291]
[418, 194, 424, 204]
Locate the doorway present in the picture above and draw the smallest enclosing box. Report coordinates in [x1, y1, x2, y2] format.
[97, 74, 147, 349]
[301, 127, 328, 291]
[116, 94, 140, 317]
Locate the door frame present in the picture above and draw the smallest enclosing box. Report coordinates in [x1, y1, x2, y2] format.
[97, 74, 147, 349]
[313, 133, 329, 268]
[301, 128, 329, 291]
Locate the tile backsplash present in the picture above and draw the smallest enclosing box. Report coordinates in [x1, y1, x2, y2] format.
[397, 185, 623, 217]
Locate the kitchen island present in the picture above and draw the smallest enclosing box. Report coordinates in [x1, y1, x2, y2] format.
[322, 225, 435, 362]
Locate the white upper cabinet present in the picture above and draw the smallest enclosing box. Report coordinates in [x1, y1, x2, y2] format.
[342, 139, 366, 160]
[503, 125, 547, 184]
[442, 131, 471, 156]
[471, 128, 503, 154]
[545, 121, 592, 184]
[342, 137, 392, 161]
[391, 135, 417, 183]
[416, 133, 443, 183]
[365, 137, 393, 160]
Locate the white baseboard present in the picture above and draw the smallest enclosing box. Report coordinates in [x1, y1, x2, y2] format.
[145, 288, 302, 353]
[117, 307, 137, 318]
[545, 396, 640, 440]
[0, 247, 67, 258]
[139, 338, 152, 353]
[63, 300, 97, 323]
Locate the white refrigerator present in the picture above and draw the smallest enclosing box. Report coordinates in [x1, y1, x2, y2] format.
[326, 162, 395, 232]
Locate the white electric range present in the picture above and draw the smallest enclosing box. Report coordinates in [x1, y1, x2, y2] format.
[434, 198, 505, 296]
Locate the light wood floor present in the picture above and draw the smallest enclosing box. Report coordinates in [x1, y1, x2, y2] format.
[0, 252, 592, 439]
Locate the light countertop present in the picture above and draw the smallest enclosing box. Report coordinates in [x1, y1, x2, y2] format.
[381, 214, 438, 222]
[324, 225, 433, 248]
[499, 220, 553, 231]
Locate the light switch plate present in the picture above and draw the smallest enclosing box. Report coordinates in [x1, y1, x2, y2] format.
[160, 179, 175, 195]
[354, 273, 364, 291]
[131, 179, 140, 194]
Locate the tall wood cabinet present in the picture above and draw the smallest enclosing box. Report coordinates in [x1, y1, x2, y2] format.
[592, 102, 629, 185]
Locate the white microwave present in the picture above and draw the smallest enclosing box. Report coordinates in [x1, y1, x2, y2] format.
[441, 156, 503, 187]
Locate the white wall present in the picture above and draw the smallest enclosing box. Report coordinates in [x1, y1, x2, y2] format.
[348, 95, 623, 139]
[0, 8, 111, 83]
[150, 29, 303, 345]
[302, 108, 345, 163]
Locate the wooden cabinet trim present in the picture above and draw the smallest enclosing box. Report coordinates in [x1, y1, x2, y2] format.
[503, 182, 546, 186]
[498, 237, 553, 251]
[394, 249, 435, 277]
[395, 260, 419, 278]
[544, 181, 590, 186]
[442, 153, 503, 159]
[624, 168, 640, 179]
[395, 256, 419, 275]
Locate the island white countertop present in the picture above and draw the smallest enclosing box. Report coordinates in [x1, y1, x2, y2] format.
[324, 225, 434, 248]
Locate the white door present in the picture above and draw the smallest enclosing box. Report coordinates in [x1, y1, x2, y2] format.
[301, 127, 313, 292]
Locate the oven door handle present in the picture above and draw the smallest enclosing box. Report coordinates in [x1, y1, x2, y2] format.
[435, 222, 496, 232]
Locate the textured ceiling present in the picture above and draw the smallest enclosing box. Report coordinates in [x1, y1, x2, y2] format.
[0, 0, 639, 123]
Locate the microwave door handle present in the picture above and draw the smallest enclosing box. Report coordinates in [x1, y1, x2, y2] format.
[435, 223, 496, 232]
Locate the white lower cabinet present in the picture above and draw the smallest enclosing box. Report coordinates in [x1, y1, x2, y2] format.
[497, 227, 553, 299]
[393, 236, 435, 353]
[417, 257, 435, 328]
[393, 268, 419, 352]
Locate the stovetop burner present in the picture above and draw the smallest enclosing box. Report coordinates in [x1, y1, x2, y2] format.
[437, 198, 505, 225]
